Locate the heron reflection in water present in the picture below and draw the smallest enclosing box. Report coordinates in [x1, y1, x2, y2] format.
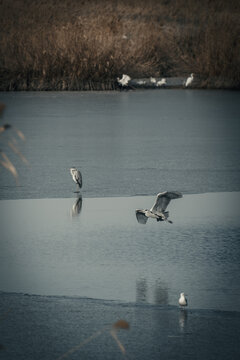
[71, 195, 83, 217]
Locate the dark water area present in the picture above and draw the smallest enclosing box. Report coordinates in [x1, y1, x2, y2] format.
[0, 90, 240, 199]
[1, 291, 240, 360]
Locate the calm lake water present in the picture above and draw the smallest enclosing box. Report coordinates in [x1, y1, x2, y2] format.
[0, 90, 240, 199]
[0, 193, 240, 312]
[0, 90, 240, 313]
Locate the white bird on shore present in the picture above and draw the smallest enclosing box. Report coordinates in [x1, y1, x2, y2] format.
[137, 80, 146, 85]
[178, 293, 188, 308]
[150, 77, 156, 84]
[70, 167, 82, 191]
[135, 191, 182, 224]
[117, 74, 131, 87]
[185, 73, 194, 87]
[157, 78, 167, 86]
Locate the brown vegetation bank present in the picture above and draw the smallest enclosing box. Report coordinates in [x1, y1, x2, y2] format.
[0, 0, 239, 91]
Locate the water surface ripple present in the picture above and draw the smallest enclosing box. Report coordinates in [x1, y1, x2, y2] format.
[0, 90, 239, 199]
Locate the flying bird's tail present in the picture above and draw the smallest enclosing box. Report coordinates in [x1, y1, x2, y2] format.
[162, 211, 173, 224]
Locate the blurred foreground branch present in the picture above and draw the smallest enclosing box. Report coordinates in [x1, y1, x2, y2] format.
[0, 102, 28, 183]
[57, 319, 130, 360]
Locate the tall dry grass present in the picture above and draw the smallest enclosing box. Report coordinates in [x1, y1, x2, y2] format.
[0, 0, 239, 90]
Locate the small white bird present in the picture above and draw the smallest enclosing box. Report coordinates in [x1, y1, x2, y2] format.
[136, 191, 182, 224]
[156, 78, 167, 86]
[185, 73, 194, 87]
[137, 80, 146, 85]
[150, 77, 156, 84]
[70, 167, 82, 191]
[178, 292, 188, 308]
[117, 74, 131, 87]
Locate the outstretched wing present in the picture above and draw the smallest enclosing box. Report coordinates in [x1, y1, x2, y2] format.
[135, 210, 148, 224]
[150, 191, 182, 213]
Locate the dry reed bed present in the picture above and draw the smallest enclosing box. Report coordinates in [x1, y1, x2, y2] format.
[0, 0, 239, 90]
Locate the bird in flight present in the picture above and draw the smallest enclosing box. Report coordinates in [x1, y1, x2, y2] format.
[70, 167, 82, 192]
[135, 191, 182, 224]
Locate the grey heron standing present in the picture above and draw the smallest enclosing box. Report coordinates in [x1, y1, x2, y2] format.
[70, 167, 82, 192]
[135, 191, 182, 224]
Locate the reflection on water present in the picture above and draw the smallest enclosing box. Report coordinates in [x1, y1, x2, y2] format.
[136, 278, 148, 303]
[154, 279, 169, 305]
[0, 91, 240, 200]
[178, 309, 188, 332]
[136, 278, 169, 305]
[0, 192, 240, 311]
[71, 195, 83, 217]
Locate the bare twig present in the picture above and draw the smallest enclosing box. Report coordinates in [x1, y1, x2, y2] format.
[56, 320, 130, 360]
[56, 326, 109, 360]
[8, 140, 29, 165]
[0, 151, 19, 183]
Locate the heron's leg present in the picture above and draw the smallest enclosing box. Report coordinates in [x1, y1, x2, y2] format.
[74, 184, 80, 193]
